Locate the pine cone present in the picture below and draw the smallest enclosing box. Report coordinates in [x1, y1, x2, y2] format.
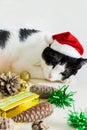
[13, 102, 53, 123]
[32, 120, 49, 130]
[0, 72, 21, 96]
[0, 117, 14, 130]
[30, 84, 58, 99]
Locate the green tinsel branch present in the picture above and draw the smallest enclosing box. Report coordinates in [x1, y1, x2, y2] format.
[67, 110, 87, 130]
[47, 85, 75, 108]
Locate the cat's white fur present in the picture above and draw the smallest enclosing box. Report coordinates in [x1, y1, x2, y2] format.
[0, 30, 65, 81]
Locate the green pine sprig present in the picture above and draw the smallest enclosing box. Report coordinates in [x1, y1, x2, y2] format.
[67, 110, 87, 130]
[47, 85, 75, 108]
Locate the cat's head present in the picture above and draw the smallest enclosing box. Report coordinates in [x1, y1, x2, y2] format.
[41, 47, 87, 82]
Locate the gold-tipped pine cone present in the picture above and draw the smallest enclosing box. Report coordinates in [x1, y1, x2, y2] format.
[0, 72, 21, 96]
[0, 117, 14, 130]
[32, 120, 49, 130]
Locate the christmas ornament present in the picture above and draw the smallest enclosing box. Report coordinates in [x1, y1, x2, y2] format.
[47, 85, 75, 108]
[0, 72, 21, 96]
[20, 71, 30, 82]
[20, 71, 30, 90]
[67, 110, 87, 130]
[32, 120, 49, 130]
[0, 117, 14, 130]
[30, 84, 58, 99]
[12, 102, 53, 123]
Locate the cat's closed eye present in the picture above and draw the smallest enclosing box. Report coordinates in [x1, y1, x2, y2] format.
[61, 72, 66, 76]
[60, 72, 67, 79]
[52, 65, 55, 69]
[61, 68, 71, 80]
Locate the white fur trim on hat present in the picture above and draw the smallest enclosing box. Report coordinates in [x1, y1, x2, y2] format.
[44, 34, 54, 44]
[51, 40, 82, 58]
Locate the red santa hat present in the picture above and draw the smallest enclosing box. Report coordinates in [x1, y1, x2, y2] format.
[46, 32, 84, 58]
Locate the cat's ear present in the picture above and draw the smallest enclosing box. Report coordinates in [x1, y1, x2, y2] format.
[77, 58, 87, 69]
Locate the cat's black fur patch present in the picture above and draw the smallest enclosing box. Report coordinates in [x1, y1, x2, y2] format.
[0, 30, 10, 49]
[19, 28, 39, 41]
[42, 47, 87, 80]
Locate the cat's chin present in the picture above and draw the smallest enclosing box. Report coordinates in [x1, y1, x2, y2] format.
[46, 77, 73, 84]
[45, 77, 69, 83]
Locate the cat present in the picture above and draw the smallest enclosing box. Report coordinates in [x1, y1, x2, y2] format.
[0, 28, 87, 82]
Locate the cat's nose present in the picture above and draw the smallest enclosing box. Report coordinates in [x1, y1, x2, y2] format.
[48, 73, 52, 79]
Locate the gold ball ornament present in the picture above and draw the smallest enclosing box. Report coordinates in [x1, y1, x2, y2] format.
[20, 71, 30, 91]
[20, 71, 30, 82]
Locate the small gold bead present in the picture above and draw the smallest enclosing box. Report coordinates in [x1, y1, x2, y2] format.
[20, 71, 30, 82]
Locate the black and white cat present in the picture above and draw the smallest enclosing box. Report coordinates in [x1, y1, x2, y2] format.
[0, 28, 87, 82]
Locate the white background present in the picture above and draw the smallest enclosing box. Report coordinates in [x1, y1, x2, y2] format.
[0, 0, 87, 130]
